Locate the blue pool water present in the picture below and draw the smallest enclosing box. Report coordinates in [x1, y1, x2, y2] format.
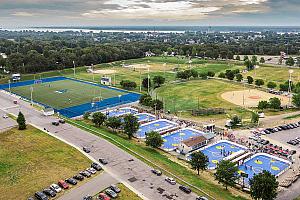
[162, 128, 204, 151]
[134, 113, 156, 123]
[189, 140, 247, 169]
[238, 154, 290, 184]
[136, 119, 178, 138]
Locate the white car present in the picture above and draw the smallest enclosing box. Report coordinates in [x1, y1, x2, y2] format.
[165, 177, 176, 185]
[86, 168, 97, 174]
[50, 183, 62, 193]
[2, 114, 8, 119]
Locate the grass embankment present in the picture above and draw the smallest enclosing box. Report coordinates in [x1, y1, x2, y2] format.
[95, 183, 142, 200]
[0, 126, 91, 199]
[67, 119, 249, 200]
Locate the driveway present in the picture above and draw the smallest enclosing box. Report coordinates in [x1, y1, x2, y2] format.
[0, 91, 200, 200]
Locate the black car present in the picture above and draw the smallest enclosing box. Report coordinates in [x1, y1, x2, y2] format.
[99, 158, 108, 165]
[59, 119, 65, 124]
[35, 191, 49, 200]
[91, 162, 102, 171]
[196, 197, 208, 200]
[73, 174, 84, 181]
[51, 121, 59, 126]
[264, 130, 271, 134]
[179, 185, 191, 194]
[110, 184, 121, 193]
[43, 188, 56, 197]
[151, 169, 162, 176]
[281, 125, 288, 130]
[65, 178, 77, 185]
[83, 195, 93, 200]
[83, 147, 91, 153]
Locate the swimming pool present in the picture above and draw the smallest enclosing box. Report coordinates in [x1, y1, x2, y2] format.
[136, 119, 179, 139]
[238, 153, 291, 184]
[162, 128, 205, 151]
[188, 140, 247, 169]
[103, 107, 138, 118]
[134, 113, 156, 123]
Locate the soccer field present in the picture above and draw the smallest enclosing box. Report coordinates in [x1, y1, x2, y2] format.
[10, 79, 126, 109]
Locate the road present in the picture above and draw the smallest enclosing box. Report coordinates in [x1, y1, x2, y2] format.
[0, 109, 17, 132]
[0, 91, 199, 200]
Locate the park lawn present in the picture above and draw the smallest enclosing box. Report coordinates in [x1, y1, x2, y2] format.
[68, 119, 249, 200]
[9, 79, 125, 109]
[244, 65, 300, 86]
[0, 126, 91, 200]
[193, 63, 243, 75]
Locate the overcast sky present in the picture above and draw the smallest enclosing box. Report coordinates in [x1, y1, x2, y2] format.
[0, 0, 299, 27]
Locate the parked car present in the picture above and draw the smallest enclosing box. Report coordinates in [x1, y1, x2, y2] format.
[73, 174, 84, 181]
[86, 167, 97, 174]
[83, 147, 91, 153]
[105, 189, 118, 198]
[91, 162, 102, 171]
[99, 158, 108, 165]
[196, 197, 209, 200]
[58, 180, 69, 189]
[28, 197, 34, 200]
[35, 191, 48, 200]
[79, 170, 91, 177]
[43, 188, 56, 197]
[109, 184, 121, 193]
[50, 184, 62, 193]
[83, 195, 93, 200]
[98, 193, 111, 200]
[59, 119, 65, 124]
[179, 185, 191, 194]
[2, 114, 8, 119]
[151, 169, 162, 176]
[165, 177, 176, 185]
[51, 121, 59, 126]
[65, 178, 77, 185]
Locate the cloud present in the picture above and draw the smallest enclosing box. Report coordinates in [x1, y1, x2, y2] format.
[11, 11, 35, 17]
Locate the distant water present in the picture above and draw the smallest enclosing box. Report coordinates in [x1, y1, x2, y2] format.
[3, 26, 300, 33]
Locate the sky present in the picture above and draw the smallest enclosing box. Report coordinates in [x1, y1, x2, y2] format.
[0, 0, 299, 27]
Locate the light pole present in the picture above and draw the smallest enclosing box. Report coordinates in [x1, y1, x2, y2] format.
[118, 95, 121, 103]
[147, 66, 150, 94]
[8, 80, 11, 94]
[73, 60, 76, 78]
[91, 64, 94, 82]
[30, 86, 33, 106]
[139, 70, 142, 92]
[288, 69, 294, 107]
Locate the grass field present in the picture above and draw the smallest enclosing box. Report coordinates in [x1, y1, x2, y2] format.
[10, 79, 126, 109]
[69, 119, 249, 200]
[0, 126, 90, 199]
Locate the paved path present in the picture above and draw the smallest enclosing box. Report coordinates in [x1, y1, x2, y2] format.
[58, 172, 117, 200]
[0, 91, 199, 200]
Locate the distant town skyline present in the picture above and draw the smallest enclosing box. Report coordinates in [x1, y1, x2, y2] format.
[0, 0, 300, 27]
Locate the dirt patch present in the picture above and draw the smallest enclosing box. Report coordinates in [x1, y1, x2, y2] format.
[221, 89, 290, 107]
[93, 69, 116, 74]
[124, 64, 150, 69]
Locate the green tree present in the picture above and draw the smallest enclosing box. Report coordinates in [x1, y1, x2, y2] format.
[215, 160, 239, 190]
[292, 93, 300, 107]
[225, 70, 235, 80]
[153, 75, 166, 87]
[255, 79, 264, 86]
[236, 55, 241, 60]
[106, 116, 122, 132]
[231, 115, 241, 127]
[83, 112, 91, 120]
[245, 59, 254, 70]
[17, 112, 26, 130]
[251, 55, 258, 65]
[260, 57, 265, 64]
[258, 101, 269, 110]
[286, 56, 295, 66]
[235, 73, 243, 82]
[140, 94, 153, 107]
[92, 112, 106, 127]
[249, 171, 278, 200]
[151, 99, 164, 110]
[199, 72, 208, 79]
[244, 55, 249, 61]
[123, 114, 139, 139]
[267, 82, 277, 89]
[247, 76, 254, 84]
[218, 72, 226, 78]
[142, 77, 151, 89]
[207, 71, 215, 77]
[251, 112, 259, 124]
[269, 97, 281, 109]
[189, 151, 209, 175]
[145, 131, 164, 148]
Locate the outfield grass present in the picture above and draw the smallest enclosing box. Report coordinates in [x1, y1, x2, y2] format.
[10, 79, 126, 109]
[0, 126, 91, 199]
[69, 119, 249, 200]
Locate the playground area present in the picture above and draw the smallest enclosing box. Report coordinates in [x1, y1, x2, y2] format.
[0, 77, 140, 118]
[134, 113, 156, 123]
[103, 107, 138, 117]
[162, 128, 205, 151]
[136, 119, 179, 139]
[238, 153, 291, 184]
[221, 89, 290, 107]
[193, 140, 247, 169]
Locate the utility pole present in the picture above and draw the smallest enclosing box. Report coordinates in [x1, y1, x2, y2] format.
[73, 60, 76, 78]
[30, 86, 33, 106]
[92, 64, 94, 82]
[8, 80, 11, 94]
[147, 66, 150, 94]
[139, 70, 142, 92]
[288, 69, 294, 107]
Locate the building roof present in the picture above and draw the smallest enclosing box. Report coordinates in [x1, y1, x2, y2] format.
[182, 135, 207, 147]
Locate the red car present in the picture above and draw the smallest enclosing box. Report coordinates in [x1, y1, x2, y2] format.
[58, 180, 69, 189]
[98, 193, 110, 200]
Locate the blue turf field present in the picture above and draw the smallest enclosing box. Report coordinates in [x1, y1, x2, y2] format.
[134, 113, 156, 123]
[238, 153, 290, 184]
[136, 119, 178, 138]
[162, 128, 205, 151]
